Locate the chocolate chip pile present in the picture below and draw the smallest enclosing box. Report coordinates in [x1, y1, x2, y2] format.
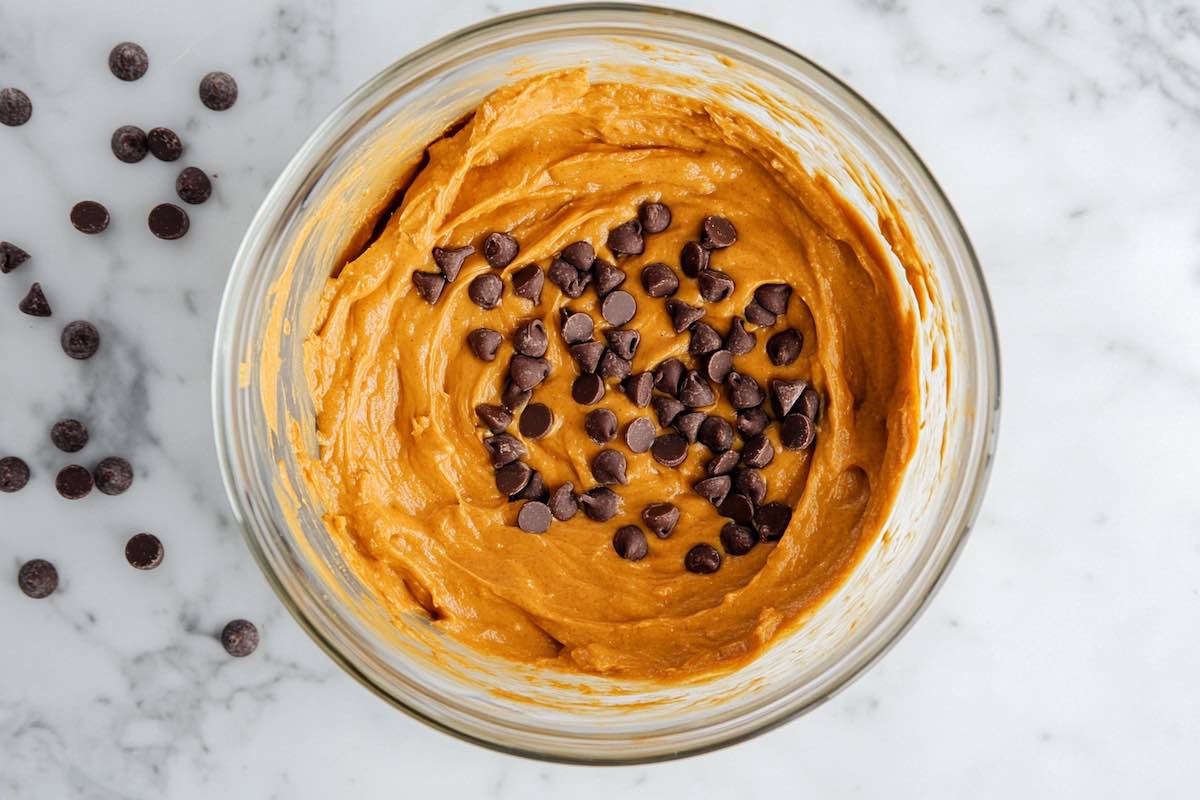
[417, 201, 820, 576]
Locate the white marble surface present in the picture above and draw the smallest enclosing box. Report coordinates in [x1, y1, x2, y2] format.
[1, 0, 1197, 796]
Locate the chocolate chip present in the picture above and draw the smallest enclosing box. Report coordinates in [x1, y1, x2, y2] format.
[509, 354, 550, 390]
[513, 319, 548, 357]
[176, 167, 213, 205]
[734, 469, 767, 505]
[433, 245, 474, 282]
[482, 232, 519, 268]
[94, 456, 133, 495]
[18, 558, 58, 598]
[0, 88, 32, 127]
[221, 619, 259, 657]
[624, 417, 656, 453]
[0, 241, 30, 273]
[755, 502, 793, 542]
[109, 42, 149, 81]
[755, 284, 791, 315]
[622, 372, 654, 407]
[641, 262, 679, 298]
[641, 503, 680, 539]
[413, 271, 446, 304]
[560, 310, 594, 344]
[572, 373, 605, 405]
[600, 290, 637, 326]
[652, 395, 685, 427]
[613, 526, 648, 561]
[466, 327, 502, 361]
[56, 464, 93, 499]
[592, 259, 625, 296]
[767, 329, 803, 366]
[548, 259, 591, 298]
[549, 483, 579, 520]
[511, 263, 544, 304]
[519, 402, 554, 439]
[651, 433, 688, 467]
[580, 487, 621, 521]
[799, 386, 821, 421]
[736, 407, 769, 439]
[694, 475, 731, 507]
[475, 403, 511, 433]
[592, 449, 628, 485]
[147, 127, 183, 162]
[561, 241, 595, 270]
[517, 469, 550, 501]
[685, 543, 722, 574]
[607, 220, 644, 257]
[680, 241, 709, 277]
[740, 435, 775, 468]
[689, 322, 722, 356]
[667, 300, 706, 335]
[674, 411, 705, 443]
[697, 269, 735, 302]
[770, 378, 807, 417]
[51, 419, 88, 452]
[0, 456, 30, 492]
[726, 372, 765, 409]
[484, 433, 526, 467]
[125, 532, 164, 570]
[700, 350, 732, 384]
[718, 493, 756, 524]
[570, 341, 604, 373]
[706, 450, 740, 477]
[605, 329, 640, 361]
[111, 125, 148, 163]
[638, 202, 672, 234]
[585, 408, 617, 445]
[200, 71, 238, 111]
[71, 201, 110, 235]
[468, 273, 504, 308]
[61, 320, 100, 360]
[700, 216, 737, 249]
[18, 283, 51, 317]
[148, 203, 189, 240]
[653, 358, 685, 396]
[780, 414, 816, 451]
[744, 301, 777, 327]
[720, 523, 757, 556]
[678, 370, 716, 408]
[725, 317, 756, 356]
[698, 416, 734, 453]
[501, 380, 531, 411]
[598, 350, 631, 381]
[495, 461, 533, 496]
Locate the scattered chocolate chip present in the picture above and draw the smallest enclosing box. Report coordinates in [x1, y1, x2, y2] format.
[175, 167, 213, 205]
[622, 372, 654, 407]
[698, 416, 734, 453]
[413, 271, 446, 304]
[740, 435, 775, 468]
[600, 290, 637, 326]
[51, 419, 88, 452]
[514, 469, 548, 501]
[18, 559, 58, 598]
[561, 241, 595, 270]
[0, 88, 32, 127]
[569, 340, 604, 373]
[0, 241, 30, 273]
[125, 532, 164, 570]
[71, 201, 110, 235]
[580, 487, 621, 521]
[598, 350, 631, 381]
[560, 310, 594, 344]
[767, 329, 803, 366]
[799, 386, 821, 421]
[725, 317, 756, 356]
[147, 127, 183, 162]
[624, 417, 656, 453]
[496, 461, 533, 496]
[680, 241, 709, 277]
[641, 503, 680, 539]
[613, 525, 649, 561]
[572, 373, 606, 405]
[468, 273, 504, 308]
[0, 456, 30, 492]
[653, 358, 685, 396]
[754, 284, 792, 317]
[549, 483, 579, 520]
[607, 220, 644, 257]
[61, 320, 100, 360]
[482, 232, 519, 268]
[483, 433, 526, 467]
[94, 456, 133, 495]
[200, 71, 238, 111]
[512, 319, 548, 357]
[475, 403, 511, 433]
[706, 450, 741, 477]
[689, 322, 722, 356]
[221, 619, 259, 657]
[678, 370, 716, 408]
[755, 502, 793, 542]
[56, 464, 93, 499]
[666, 299, 704, 333]
[501, 380, 531, 411]
[592, 449, 628, 485]
[109, 42, 149, 81]
[736, 407, 769, 439]
[592, 259, 625, 296]
[641, 262, 679, 298]
[720, 523, 757, 555]
[466, 328, 502, 361]
[697, 269, 735, 302]
[549, 258, 591, 298]
[726, 372, 765, 409]
[605, 329, 640, 360]
[511, 263, 544, 304]
[718, 493, 756, 524]
[694, 475, 731, 507]
[652, 395, 685, 427]
[651, 433, 688, 467]
[734, 469, 767, 505]
[685, 543, 722, 574]
[638, 202, 672, 234]
[519, 402, 554, 439]
[18, 282, 51, 317]
[701, 349, 733, 384]
[148, 203, 189, 240]
[111, 125, 148, 163]
[433, 245, 474, 282]
[770, 379, 807, 417]
[744, 301, 777, 327]
[700, 216, 737, 249]
[509, 354, 550, 390]
[674, 411, 705, 443]
[780, 414, 816, 450]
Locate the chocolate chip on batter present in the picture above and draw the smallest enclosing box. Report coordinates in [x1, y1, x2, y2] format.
[678, 370, 716, 408]
[735, 407, 769, 439]
[560, 310, 594, 344]
[56, 464, 93, 499]
[694, 475, 731, 507]
[592, 449, 628, 485]
[509, 354, 550, 390]
[512, 319, 548, 357]
[734, 469, 767, 505]
[607, 220, 644, 257]
[176, 167, 213, 204]
[780, 414, 816, 451]
[653, 358, 685, 396]
[549, 482, 579, 520]
[680, 241, 709, 278]
[466, 327, 502, 361]
[18, 283, 51, 317]
[561, 241, 595, 271]
[740, 435, 775, 469]
[700, 215, 737, 250]
[706, 449, 740, 477]
[622, 372, 654, 407]
[584, 408, 618, 444]
[514, 469, 548, 502]
[580, 487, 621, 521]
[592, 259, 625, 296]
[673, 411, 705, 443]
[108, 42, 149, 81]
[548, 258, 591, 298]
[605, 329, 640, 360]
[725, 317, 756, 356]
[685, 543, 722, 574]
[1, 241, 30, 273]
[569, 341, 605, 373]
[638, 201, 672, 234]
[18, 559, 58, 598]
[502, 382, 532, 414]
[697, 269, 735, 303]
[147, 127, 183, 162]
[799, 386, 821, 422]
[612, 525, 648, 561]
[111, 125, 148, 163]
[726, 372, 765, 409]
[572, 373, 606, 405]
[517, 501, 552, 533]
[666, 299, 704, 333]
[624, 417, 656, 453]
[71, 201, 110, 235]
[475, 403, 512, 433]
[718, 493, 756, 525]
[698, 415, 734, 453]
[413, 271, 446, 305]
[125, 533, 164, 570]
[94, 456, 133, 495]
[701, 349, 733, 384]
[755, 502, 793, 542]
[148, 203, 189, 240]
[519, 402, 554, 439]
[0, 456, 30, 492]
[641, 262, 679, 298]
[754, 284, 791, 315]
[484, 433, 526, 467]
[598, 350, 631, 381]
[600, 290, 637, 326]
[199, 71, 239, 111]
[767, 329, 803, 366]
[482, 232, 519, 269]
[720, 523, 757, 556]
[652, 395, 685, 427]
[61, 320, 100, 360]
[770, 378, 807, 417]
[0, 88, 32, 127]
[51, 419, 88, 452]
[511, 263, 544, 304]
[689, 322, 722, 356]
[432, 245, 474, 282]
[641, 503, 680, 539]
[650, 433, 688, 467]
[495, 461, 533, 497]
[743, 301, 777, 328]
[468, 273, 504, 309]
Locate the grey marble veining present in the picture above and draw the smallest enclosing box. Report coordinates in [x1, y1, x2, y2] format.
[1, 0, 1198, 797]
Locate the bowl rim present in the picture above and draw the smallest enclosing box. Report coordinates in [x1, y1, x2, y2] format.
[212, 1, 1001, 764]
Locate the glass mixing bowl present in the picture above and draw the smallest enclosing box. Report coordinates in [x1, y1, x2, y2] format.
[212, 3, 1000, 764]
